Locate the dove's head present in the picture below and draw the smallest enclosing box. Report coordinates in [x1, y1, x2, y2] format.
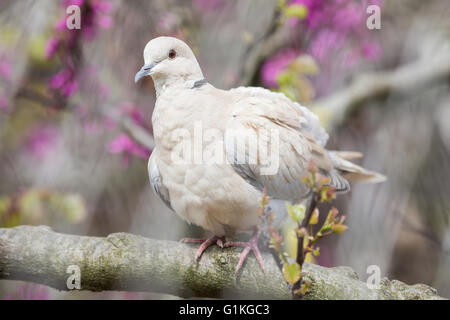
[135, 37, 204, 90]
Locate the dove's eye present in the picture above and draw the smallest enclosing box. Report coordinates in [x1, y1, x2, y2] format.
[168, 49, 176, 59]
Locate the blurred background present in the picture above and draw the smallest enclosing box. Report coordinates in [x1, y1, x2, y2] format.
[1, 0, 450, 299]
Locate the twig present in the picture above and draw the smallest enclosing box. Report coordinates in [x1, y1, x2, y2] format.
[296, 194, 319, 267]
[292, 193, 319, 297]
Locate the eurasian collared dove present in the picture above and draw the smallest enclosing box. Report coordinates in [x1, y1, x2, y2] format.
[135, 36, 385, 273]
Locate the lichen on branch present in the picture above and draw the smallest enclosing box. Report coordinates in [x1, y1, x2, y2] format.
[0, 225, 444, 299]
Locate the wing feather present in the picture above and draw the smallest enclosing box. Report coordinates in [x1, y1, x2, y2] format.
[225, 87, 337, 201]
[148, 150, 173, 211]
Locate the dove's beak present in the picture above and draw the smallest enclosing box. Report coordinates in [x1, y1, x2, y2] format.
[134, 63, 157, 83]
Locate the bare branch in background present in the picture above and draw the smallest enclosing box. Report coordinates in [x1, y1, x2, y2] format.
[239, 6, 291, 86]
[102, 106, 155, 150]
[311, 53, 450, 130]
[15, 88, 155, 150]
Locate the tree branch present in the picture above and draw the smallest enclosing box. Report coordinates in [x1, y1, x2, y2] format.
[16, 88, 155, 150]
[239, 4, 292, 86]
[102, 105, 155, 150]
[310, 53, 450, 130]
[0, 226, 444, 299]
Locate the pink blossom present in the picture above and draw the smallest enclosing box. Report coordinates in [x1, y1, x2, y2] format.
[0, 60, 12, 80]
[49, 70, 71, 89]
[82, 24, 96, 41]
[96, 15, 113, 29]
[309, 29, 342, 61]
[108, 133, 151, 165]
[120, 103, 146, 128]
[48, 69, 78, 97]
[361, 42, 382, 61]
[0, 96, 8, 110]
[45, 37, 60, 59]
[25, 126, 59, 160]
[261, 49, 300, 88]
[54, 17, 68, 31]
[332, 4, 365, 32]
[46, 0, 113, 53]
[264, 0, 384, 95]
[366, 0, 383, 7]
[44, 0, 114, 98]
[3, 284, 49, 300]
[63, 0, 85, 7]
[92, 0, 112, 13]
[289, 0, 324, 28]
[61, 79, 79, 97]
[292, 0, 380, 31]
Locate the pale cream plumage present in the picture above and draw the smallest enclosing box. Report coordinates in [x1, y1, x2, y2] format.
[137, 37, 385, 243]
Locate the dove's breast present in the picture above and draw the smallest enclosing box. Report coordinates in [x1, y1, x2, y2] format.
[150, 86, 262, 236]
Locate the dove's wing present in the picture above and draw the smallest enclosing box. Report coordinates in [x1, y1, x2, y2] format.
[148, 150, 173, 211]
[230, 87, 329, 146]
[225, 87, 347, 201]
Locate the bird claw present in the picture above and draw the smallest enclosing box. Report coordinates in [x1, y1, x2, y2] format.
[224, 233, 266, 275]
[181, 233, 265, 275]
[180, 236, 225, 260]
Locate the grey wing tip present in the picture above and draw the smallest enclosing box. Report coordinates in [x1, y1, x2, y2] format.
[148, 155, 174, 211]
[327, 170, 351, 193]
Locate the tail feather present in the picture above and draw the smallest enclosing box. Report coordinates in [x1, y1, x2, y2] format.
[328, 150, 387, 184]
[341, 169, 387, 183]
[331, 151, 363, 160]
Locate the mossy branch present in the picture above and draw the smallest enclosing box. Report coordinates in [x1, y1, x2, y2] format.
[0, 225, 444, 299]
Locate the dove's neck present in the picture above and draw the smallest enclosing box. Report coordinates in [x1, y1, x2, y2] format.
[152, 65, 204, 98]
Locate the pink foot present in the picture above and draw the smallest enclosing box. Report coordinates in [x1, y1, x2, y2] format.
[180, 235, 224, 260]
[224, 232, 265, 274]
